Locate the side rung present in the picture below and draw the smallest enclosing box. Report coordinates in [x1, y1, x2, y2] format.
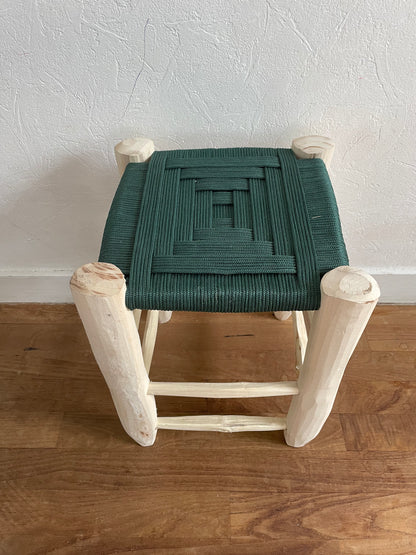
[157, 415, 287, 433]
[148, 381, 298, 398]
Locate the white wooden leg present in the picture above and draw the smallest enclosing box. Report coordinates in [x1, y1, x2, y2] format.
[114, 140, 171, 325]
[133, 308, 142, 328]
[273, 136, 334, 323]
[292, 311, 308, 372]
[273, 311, 292, 321]
[303, 310, 314, 334]
[291, 135, 335, 168]
[114, 137, 155, 175]
[159, 311, 172, 324]
[285, 266, 380, 447]
[142, 310, 159, 373]
[70, 262, 157, 446]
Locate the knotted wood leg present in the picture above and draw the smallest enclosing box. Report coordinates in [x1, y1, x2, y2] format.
[285, 266, 380, 447]
[70, 262, 157, 446]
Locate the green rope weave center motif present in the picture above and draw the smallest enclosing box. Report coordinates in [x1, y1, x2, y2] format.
[99, 147, 348, 312]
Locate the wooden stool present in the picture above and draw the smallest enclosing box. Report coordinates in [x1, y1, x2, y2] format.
[70, 136, 380, 448]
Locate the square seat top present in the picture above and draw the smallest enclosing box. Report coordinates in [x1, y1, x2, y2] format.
[99, 147, 348, 312]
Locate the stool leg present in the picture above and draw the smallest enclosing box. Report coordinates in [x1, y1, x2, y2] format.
[114, 137, 174, 327]
[291, 135, 335, 167]
[133, 309, 142, 328]
[159, 311, 172, 324]
[114, 137, 155, 174]
[70, 262, 157, 446]
[285, 266, 380, 447]
[273, 311, 292, 321]
[142, 310, 159, 373]
[274, 135, 334, 323]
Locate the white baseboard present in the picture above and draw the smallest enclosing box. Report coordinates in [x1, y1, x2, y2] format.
[370, 274, 415, 304]
[0, 272, 73, 303]
[0, 271, 414, 304]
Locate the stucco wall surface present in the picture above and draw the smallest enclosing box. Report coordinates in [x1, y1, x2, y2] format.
[0, 0, 415, 283]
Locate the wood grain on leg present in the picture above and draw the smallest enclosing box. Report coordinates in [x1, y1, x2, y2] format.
[133, 308, 142, 328]
[291, 135, 335, 168]
[114, 137, 155, 175]
[142, 310, 159, 374]
[70, 262, 157, 446]
[285, 266, 380, 447]
[114, 138, 175, 325]
[293, 311, 308, 372]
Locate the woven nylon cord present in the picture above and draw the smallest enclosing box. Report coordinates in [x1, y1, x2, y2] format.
[99, 147, 348, 311]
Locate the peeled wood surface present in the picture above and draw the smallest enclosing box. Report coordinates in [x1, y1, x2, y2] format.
[114, 137, 155, 174]
[1, 304, 416, 553]
[285, 267, 380, 447]
[292, 135, 335, 167]
[142, 309, 159, 373]
[157, 415, 287, 432]
[149, 380, 299, 398]
[70, 263, 157, 446]
[293, 310, 308, 371]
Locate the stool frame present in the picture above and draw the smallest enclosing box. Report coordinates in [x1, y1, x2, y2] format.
[70, 135, 380, 448]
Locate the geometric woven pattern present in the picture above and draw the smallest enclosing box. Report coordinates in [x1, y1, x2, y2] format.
[99, 147, 348, 312]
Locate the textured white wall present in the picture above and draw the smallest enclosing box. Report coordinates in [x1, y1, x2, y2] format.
[1, 1, 415, 298]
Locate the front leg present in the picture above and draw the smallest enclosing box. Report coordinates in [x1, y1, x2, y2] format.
[285, 266, 380, 447]
[70, 262, 157, 446]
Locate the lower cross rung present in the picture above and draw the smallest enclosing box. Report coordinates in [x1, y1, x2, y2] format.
[157, 415, 287, 433]
[148, 381, 298, 398]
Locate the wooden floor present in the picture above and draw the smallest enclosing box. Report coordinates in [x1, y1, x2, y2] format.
[0, 304, 415, 554]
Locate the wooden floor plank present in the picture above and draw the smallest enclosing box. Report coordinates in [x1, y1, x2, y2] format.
[1, 448, 416, 494]
[0, 303, 78, 324]
[334, 379, 416, 414]
[0, 488, 230, 553]
[340, 413, 416, 451]
[365, 305, 416, 342]
[231, 492, 416, 541]
[0, 303, 415, 554]
[0, 408, 63, 448]
[345, 350, 415, 382]
[369, 339, 416, 352]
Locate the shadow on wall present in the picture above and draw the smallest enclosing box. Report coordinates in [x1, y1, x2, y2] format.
[1, 151, 120, 271]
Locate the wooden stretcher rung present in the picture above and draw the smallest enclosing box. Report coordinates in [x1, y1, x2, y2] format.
[157, 415, 287, 433]
[148, 381, 299, 398]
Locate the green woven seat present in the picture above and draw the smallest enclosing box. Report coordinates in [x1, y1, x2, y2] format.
[99, 147, 348, 312]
